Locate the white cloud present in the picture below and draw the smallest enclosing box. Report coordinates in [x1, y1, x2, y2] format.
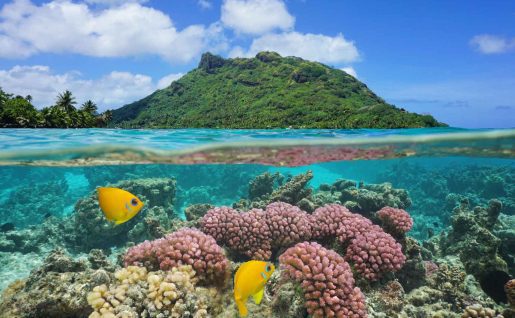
[221, 0, 294, 35]
[470, 34, 515, 54]
[198, 0, 212, 9]
[340, 67, 357, 78]
[232, 32, 359, 64]
[0, 0, 224, 62]
[85, 0, 148, 6]
[157, 73, 184, 89]
[0, 65, 163, 111]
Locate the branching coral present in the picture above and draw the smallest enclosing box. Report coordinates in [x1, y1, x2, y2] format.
[124, 228, 229, 285]
[87, 265, 210, 318]
[279, 242, 367, 318]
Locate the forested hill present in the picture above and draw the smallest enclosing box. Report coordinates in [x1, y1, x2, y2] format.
[111, 51, 445, 128]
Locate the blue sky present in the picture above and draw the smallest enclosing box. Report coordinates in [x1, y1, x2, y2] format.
[0, 0, 514, 128]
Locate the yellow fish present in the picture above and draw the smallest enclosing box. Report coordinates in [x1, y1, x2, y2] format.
[234, 260, 275, 317]
[97, 187, 144, 225]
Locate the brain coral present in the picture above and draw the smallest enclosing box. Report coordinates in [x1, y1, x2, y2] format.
[124, 228, 229, 285]
[279, 242, 367, 318]
[376, 206, 413, 236]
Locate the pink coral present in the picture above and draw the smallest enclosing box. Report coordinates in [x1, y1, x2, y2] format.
[311, 204, 374, 243]
[376, 206, 413, 236]
[345, 230, 406, 281]
[124, 228, 229, 285]
[200, 202, 311, 260]
[279, 242, 367, 318]
[200, 202, 406, 281]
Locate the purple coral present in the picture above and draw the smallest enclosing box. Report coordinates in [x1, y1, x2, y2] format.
[124, 228, 229, 284]
[200, 202, 311, 260]
[311, 204, 374, 243]
[312, 204, 406, 280]
[200, 202, 406, 281]
[279, 242, 367, 318]
[376, 206, 413, 236]
[345, 230, 406, 281]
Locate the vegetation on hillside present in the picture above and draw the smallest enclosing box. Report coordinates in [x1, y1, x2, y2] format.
[112, 51, 446, 128]
[0, 88, 112, 128]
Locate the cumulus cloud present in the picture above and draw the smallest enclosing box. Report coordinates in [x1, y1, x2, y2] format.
[0, 0, 223, 62]
[470, 34, 515, 54]
[0, 65, 164, 111]
[232, 32, 359, 64]
[157, 73, 184, 89]
[221, 0, 294, 35]
[340, 67, 357, 78]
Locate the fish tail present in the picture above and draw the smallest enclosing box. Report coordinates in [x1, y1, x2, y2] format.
[236, 299, 248, 317]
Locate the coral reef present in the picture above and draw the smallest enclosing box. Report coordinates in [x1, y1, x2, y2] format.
[376, 206, 413, 237]
[279, 242, 367, 318]
[234, 170, 314, 211]
[345, 229, 406, 281]
[87, 265, 217, 318]
[72, 178, 177, 251]
[0, 249, 112, 318]
[311, 204, 406, 281]
[461, 304, 504, 318]
[200, 202, 312, 260]
[436, 199, 508, 282]
[201, 202, 406, 280]
[313, 179, 411, 218]
[124, 228, 229, 285]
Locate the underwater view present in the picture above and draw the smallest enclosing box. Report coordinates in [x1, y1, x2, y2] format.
[0, 128, 513, 318]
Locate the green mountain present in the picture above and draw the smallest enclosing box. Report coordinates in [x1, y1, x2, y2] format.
[111, 52, 445, 128]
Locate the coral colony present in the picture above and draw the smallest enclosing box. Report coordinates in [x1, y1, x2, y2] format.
[0, 171, 513, 317]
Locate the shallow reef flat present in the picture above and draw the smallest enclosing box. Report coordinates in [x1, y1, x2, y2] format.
[0, 168, 513, 318]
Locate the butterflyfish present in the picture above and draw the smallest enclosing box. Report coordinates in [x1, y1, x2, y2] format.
[234, 260, 275, 317]
[97, 187, 144, 225]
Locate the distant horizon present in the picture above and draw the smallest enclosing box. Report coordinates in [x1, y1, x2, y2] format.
[1, 0, 514, 128]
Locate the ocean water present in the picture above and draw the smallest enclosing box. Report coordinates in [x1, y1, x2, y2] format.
[0, 128, 514, 317]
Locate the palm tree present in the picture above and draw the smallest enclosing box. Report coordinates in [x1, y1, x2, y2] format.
[55, 90, 76, 113]
[81, 100, 98, 115]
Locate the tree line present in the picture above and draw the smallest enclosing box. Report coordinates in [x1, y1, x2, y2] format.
[0, 87, 113, 128]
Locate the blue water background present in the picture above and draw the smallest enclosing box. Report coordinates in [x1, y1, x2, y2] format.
[0, 128, 513, 237]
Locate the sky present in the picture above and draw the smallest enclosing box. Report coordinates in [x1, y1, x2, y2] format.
[0, 0, 514, 128]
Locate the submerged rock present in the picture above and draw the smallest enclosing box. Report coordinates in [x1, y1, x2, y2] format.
[0, 248, 116, 318]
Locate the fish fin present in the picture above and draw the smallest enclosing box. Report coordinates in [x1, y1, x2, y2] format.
[235, 299, 248, 317]
[252, 287, 264, 305]
[113, 219, 126, 226]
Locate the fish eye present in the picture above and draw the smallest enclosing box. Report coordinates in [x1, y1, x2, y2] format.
[265, 264, 272, 272]
[131, 198, 138, 206]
